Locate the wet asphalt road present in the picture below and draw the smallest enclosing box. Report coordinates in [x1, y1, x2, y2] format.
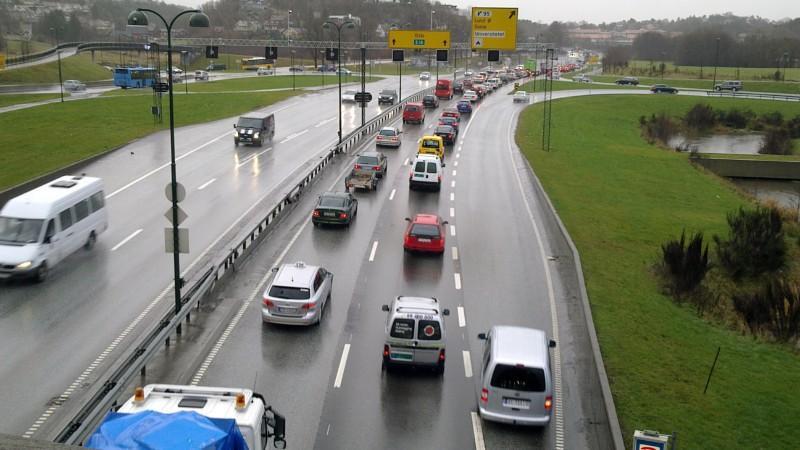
[0, 73, 445, 436]
[155, 82, 616, 449]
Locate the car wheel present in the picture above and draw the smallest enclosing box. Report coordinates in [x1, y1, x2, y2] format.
[435, 181, 441, 192]
[715, 86, 721, 92]
[436, 361, 445, 375]
[35, 262, 48, 283]
[84, 231, 96, 250]
[234, 139, 239, 146]
[315, 301, 324, 325]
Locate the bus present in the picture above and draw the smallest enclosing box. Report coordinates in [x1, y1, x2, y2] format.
[113, 67, 157, 89]
[241, 57, 274, 71]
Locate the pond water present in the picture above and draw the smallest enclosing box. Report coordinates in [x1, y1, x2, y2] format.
[669, 133, 764, 154]
[731, 178, 800, 211]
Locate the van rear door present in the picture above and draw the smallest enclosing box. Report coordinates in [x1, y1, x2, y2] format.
[413, 319, 442, 364]
[487, 364, 549, 420]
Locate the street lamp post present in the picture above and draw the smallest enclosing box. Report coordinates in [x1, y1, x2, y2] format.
[127, 8, 210, 323]
[323, 19, 356, 145]
[712, 37, 720, 90]
[430, 10, 435, 30]
[50, 27, 64, 103]
[783, 52, 789, 82]
[291, 48, 296, 91]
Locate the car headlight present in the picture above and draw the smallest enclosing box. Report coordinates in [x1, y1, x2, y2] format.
[16, 261, 32, 269]
[254, 132, 260, 138]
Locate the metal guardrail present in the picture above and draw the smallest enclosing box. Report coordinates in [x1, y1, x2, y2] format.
[5, 42, 80, 66]
[76, 42, 198, 54]
[53, 82, 435, 445]
[705, 90, 800, 101]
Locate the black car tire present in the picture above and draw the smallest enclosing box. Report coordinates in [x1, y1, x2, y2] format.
[35, 262, 48, 283]
[234, 139, 239, 146]
[715, 86, 721, 92]
[85, 231, 96, 250]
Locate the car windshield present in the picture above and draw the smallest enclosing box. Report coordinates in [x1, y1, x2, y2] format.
[344, 90, 357, 95]
[237, 118, 263, 128]
[0, 217, 43, 244]
[268, 285, 311, 300]
[410, 223, 440, 238]
[436, 126, 453, 134]
[406, 106, 419, 112]
[380, 90, 395, 95]
[319, 196, 347, 208]
[424, 95, 435, 101]
[379, 129, 397, 137]
[357, 156, 379, 165]
[422, 139, 440, 148]
[490, 364, 546, 392]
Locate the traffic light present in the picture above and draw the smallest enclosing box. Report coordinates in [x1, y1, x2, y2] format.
[392, 50, 404, 62]
[436, 50, 448, 62]
[205, 45, 218, 59]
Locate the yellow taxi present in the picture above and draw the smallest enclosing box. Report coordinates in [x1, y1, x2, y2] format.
[417, 135, 445, 162]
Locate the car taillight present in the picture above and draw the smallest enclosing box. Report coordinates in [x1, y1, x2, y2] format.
[373, 165, 380, 171]
[302, 302, 317, 310]
[312, 210, 320, 217]
[438, 349, 445, 362]
[480, 388, 489, 404]
[438, 175, 442, 182]
[354, 164, 361, 169]
[339, 212, 348, 219]
[383, 344, 390, 357]
[544, 396, 553, 410]
[263, 298, 274, 308]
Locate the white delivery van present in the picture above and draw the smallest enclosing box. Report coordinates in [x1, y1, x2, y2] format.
[0, 175, 108, 282]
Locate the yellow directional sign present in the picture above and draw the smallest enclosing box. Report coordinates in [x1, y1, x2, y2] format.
[388, 30, 451, 50]
[471, 7, 518, 50]
[0, 54, 5, 70]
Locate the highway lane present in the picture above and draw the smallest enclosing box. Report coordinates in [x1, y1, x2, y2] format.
[154, 79, 614, 449]
[0, 73, 441, 436]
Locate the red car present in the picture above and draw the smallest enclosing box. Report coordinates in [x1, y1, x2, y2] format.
[403, 214, 448, 254]
[403, 102, 425, 124]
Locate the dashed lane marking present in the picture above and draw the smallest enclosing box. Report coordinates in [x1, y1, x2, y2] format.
[389, 188, 396, 200]
[463, 351, 473, 378]
[450, 225, 456, 237]
[454, 273, 462, 290]
[471, 412, 486, 450]
[369, 241, 379, 262]
[333, 344, 351, 388]
[457, 306, 466, 327]
[452, 246, 459, 261]
[197, 178, 217, 190]
[111, 229, 143, 252]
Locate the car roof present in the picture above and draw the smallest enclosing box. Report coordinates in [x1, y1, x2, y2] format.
[379, 126, 398, 132]
[393, 296, 441, 315]
[490, 326, 549, 367]
[405, 102, 423, 107]
[273, 261, 318, 288]
[320, 191, 349, 199]
[412, 213, 440, 224]
[435, 125, 454, 133]
[421, 135, 443, 141]
[415, 154, 441, 163]
[359, 151, 382, 158]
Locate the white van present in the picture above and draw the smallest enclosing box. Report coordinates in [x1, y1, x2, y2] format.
[408, 154, 444, 192]
[477, 326, 556, 426]
[381, 296, 450, 374]
[0, 175, 108, 282]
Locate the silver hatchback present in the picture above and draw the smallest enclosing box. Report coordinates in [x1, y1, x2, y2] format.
[261, 262, 333, 326]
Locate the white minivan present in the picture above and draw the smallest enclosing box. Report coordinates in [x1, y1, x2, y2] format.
[0, 175, 108, 282]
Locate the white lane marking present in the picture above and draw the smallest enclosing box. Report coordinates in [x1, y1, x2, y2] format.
[457, 153, 461, 159]
[454, 273, 462, 290]
[107, 132, 228, 199]
[471, 412, 486, 450]
[315, 117, 336, 128]
[369, 241, 379, 262]
[452, 246, 459, 261]
[454, 161, 459, 167]
[111, 229, 143, 252]
[197, 178, 217, 190]
[457, 306, 466, 327]
[450, 192, 455, 201]
[404, 157, 409, 166]
[389, 188, 396, 200]
[279, 128, 309, 144]
[463, 351, 473, 378]
[452, 170, 457, 176]
[450, 207, 455, 217]
[333, 344, 351, 388]
[450, 225, 456, 237]
[506, 109, 565, 447]
[236, 147, 272, 167]
[451, 180, 456, 188]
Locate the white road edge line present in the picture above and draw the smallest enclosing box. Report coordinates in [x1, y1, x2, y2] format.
[450, 192, 455, 201]
[236, 147, 272, 167]
[451, 180, 456, 188]
[450, 207, 455, 217]
[454, 273, 462, 290]
[111, 229, 143, 252]
[197, 178, 217, 190]
[506, 109, 566, 447]
[454, 161, 459, 167]
[334, 344, 351, 388]
[369, 241, 379, 262]
[279, 128, 309, 144]
[463, 351, 473, 378]
[389, 188, 396, 200]
[452, 170, 457, 176]
[457, 305, 466, 327]
[471, 412, 486, 450]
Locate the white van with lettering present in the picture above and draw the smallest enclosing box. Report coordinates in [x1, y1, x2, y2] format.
[381, 296, 450, 374]
[0, 175, 108, 282]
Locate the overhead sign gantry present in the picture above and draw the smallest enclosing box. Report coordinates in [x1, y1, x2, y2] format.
[387, 30, 451, 50]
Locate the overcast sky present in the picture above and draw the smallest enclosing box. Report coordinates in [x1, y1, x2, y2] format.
[174, 0, 798, 23]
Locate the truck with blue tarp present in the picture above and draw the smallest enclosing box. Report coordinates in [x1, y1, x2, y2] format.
[86, 384, 286, 450]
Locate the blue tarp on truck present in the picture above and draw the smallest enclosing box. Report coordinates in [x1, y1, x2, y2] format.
[86, 410, 248, 450]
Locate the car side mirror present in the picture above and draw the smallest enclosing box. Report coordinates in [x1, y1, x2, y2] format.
[43, 236, 52, 244]
[442, 308, 450, 316]
[549, 339, 557, 348]
[441, 163, 446, 167]
[272, 411, 286, 448]
[381, 304, 390, 312]
[271, 267, 279, 273]
[404, 217, 411, 222]
[233, 124, 237, 129]
[477, 333, 487, 340]
[442, 221, 449, 225]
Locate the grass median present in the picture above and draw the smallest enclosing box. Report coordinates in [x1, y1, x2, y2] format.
[517, 78, 645, 92]
[591, 74, 799, 94]
[515, 95, 800, 447]
[0, 53, 111, 85]
[0, 93, 67, 108]
[0, 90, 296, 191]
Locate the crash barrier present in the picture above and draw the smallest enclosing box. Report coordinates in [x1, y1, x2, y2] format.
[76, 42, 198, 54]
[5, 42, 80, 67]
[54, 82, 437, 445]
[706, 90, 800, 102]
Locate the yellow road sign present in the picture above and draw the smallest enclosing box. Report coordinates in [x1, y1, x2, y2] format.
[471, 7, 518, 50]
[0, 54, 5, 70]
[388, 30, 451, 49]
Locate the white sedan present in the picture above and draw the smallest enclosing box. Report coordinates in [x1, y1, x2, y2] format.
[419, 72, 431, 80]
[342, 90, 357, 103]
[513, 91, 529, 103]
[462, 90, 478, 102]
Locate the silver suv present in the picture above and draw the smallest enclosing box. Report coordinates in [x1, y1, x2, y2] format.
[261, 262, 333, 326]
[714, 80, 742, 92]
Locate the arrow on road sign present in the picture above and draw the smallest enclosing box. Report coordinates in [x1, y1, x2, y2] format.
[474, 39, 482, 47]
[509, 10, 516, 19]
[443, 40, 448, 46]
[392, 39, 396, 45]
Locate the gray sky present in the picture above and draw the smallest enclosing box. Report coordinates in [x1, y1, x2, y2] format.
[174, 0, 798, 23]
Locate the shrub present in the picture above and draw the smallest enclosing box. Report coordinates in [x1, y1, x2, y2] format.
[718, 108, 753, 129]
[714, 207, 786, 279]
[684, 103, 716, 130]
[641, 112, 678, 145]
[786, 115, 800, 139]
[759, 111, 784, 127]
[733, 279, 800, 341]
[759, 127, 793, 155]
[661, 230, 709, 295]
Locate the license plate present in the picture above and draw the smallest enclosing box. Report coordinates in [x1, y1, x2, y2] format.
[418, 238, 431, 243]
[278, 307, 296, 314]
[502, 398, 531, 410]
[390, 352, 413, 361]
[324, 212, 336, 217]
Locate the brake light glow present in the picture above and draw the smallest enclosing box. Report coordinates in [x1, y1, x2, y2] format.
[383, 345, 390, 357]
[438, 349, 445, 362]
[263, 298, 274, 308]
[544, 396, 553, 410]
[373, 165, 381, 171]
[354, 164, 361, 169]
[301, 302, 317, 310]
[312, 210, 320, 217]
[339, 212, 348, 219]
[480, 388, 489, 404]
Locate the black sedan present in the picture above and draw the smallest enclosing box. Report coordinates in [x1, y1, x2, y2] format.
[312, 192, 358, 227]
[422, 94, 439, 108]
[434, 125, 457, 145]
[650, 84, 679, 94]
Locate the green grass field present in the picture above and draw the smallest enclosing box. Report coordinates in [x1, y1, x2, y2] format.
[591, 74, 800, 94]
[0, 90, 296, 191]
[515, 95, 800, 448]
[697, 152, 800, 161]
[3, 39, 52, 57]
[622, 60, 800, 81]
[518, 78, 646, 92]
[0, 53, 111, 84]
[0, 93, 67, 108]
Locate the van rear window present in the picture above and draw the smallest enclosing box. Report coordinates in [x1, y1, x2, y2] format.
[414, 161, 426, 172]
[268, 285, 310, 300]
[426, 162, 438, 173]
[390, 319, 415, 339]
[417, 320, 441, 340]
[490, 364, 546, 392]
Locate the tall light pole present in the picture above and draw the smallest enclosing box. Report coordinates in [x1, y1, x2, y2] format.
[127, 7, 210, 323]
[712, 37, 720, 90]
[323, 18, 355, 145]
[50, 27, 64, 103]
[430, 10, 435, 30]
[783, 52, 789, 82]
[291, 49, 296, 91]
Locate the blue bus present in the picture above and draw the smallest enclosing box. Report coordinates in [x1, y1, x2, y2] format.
[113, 67, 157, 89]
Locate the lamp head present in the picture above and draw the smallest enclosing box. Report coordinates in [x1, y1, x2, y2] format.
[189, 12, 210, 28]
[127, 10, 148, 26]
